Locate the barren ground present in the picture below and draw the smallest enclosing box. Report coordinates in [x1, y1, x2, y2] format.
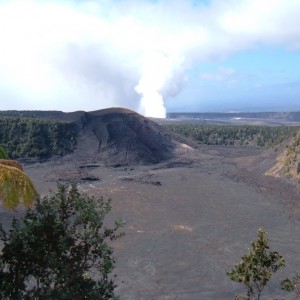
[2, 146, 300, 299]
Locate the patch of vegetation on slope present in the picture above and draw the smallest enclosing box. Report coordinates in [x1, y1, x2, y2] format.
[266, 131, 300, 179]
[0, 117, 78, 158]
[165, 124, 300, 147]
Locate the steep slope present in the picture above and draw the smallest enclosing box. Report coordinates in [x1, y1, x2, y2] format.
[72, 108, 197, 165]
[265, 132, 300, 180]
[234, 128, 300, 182]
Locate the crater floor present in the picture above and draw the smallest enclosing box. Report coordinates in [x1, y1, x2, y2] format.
[6, 146, 300, 299]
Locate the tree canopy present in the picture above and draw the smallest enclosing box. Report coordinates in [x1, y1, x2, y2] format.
[0, 117, 77, 158]
[165, 124, 298, 147]
[0, 185, 124, 299]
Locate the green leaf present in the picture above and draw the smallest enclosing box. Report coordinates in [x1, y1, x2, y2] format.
[227, 227, 285, 299]
[0, 163, 37, 209]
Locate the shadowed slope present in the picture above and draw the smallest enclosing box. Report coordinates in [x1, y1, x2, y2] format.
[73, 108, 197, 165]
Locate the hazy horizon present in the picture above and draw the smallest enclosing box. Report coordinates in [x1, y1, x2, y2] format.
[3, 105, 300, 114]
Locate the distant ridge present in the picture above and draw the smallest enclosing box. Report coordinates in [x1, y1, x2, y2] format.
[167, 111, 300, 121]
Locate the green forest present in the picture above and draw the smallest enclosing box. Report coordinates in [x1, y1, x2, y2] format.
[165, 124, 300, 147]
[0, 117, 78, 158]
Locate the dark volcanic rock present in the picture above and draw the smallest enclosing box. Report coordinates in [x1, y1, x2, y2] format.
[94, 110, 173, 164]
[71, 108, 197, 166]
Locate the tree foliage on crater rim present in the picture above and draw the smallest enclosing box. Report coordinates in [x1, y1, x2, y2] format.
[166, 124, 299, 147]
[0, 184, 124, 299]
[0, 117, 78, 159]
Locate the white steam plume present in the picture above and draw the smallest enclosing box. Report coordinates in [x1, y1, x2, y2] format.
[135, 52, 184, 118]
[0, 0, 300, 117]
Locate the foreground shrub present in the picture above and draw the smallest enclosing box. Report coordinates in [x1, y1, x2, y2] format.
[227, 227, 285, 300]
[0, 148, 37, 209]
[0, 185, 123, 299]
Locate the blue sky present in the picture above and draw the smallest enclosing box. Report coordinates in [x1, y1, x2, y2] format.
[0, 0, 299, 117]
[171, 47, 300, 112]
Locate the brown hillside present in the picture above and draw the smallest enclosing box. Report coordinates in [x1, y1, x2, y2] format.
[265, 132, 300, 180]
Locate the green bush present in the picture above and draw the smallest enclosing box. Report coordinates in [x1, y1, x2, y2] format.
[227, 227, 285, 300]
[0, 185, 124, 299]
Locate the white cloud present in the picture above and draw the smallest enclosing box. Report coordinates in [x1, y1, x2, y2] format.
[0, 0, 300, 116]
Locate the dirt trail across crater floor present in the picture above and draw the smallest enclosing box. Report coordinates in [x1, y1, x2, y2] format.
[6, 146, 300, 299]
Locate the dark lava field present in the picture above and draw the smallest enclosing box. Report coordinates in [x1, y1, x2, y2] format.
[21, 145, 300, 300]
